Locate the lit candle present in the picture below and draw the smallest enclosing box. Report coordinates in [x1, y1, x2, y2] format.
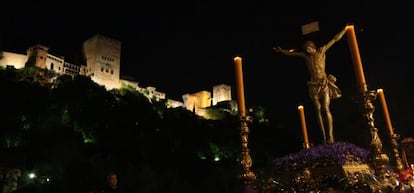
[377, 89, 394, 136]
[234, 56, 246, 117]
[298, 105, 310, 149]
[345, 25, 367, 92]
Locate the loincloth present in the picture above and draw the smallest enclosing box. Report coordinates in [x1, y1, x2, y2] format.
[307, 74, 342, 100]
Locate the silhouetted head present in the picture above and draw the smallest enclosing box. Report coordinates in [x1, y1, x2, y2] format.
[107, 172, 118, 189]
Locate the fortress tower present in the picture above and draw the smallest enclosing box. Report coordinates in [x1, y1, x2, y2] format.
[82, 34, 121, 90]
[26, 45, 48, 69]
[212, 84, 231, 105]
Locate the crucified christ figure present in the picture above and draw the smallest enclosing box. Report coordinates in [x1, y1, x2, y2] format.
[273, 26, 347, 144]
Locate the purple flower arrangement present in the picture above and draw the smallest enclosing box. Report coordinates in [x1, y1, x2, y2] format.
[271, 141, 370, 172]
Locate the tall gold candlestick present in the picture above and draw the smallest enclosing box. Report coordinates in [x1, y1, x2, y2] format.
[377, 89, 404, 172]
[345, 25, 367, 92]
[234, 56, 246, 117]
[234, 56, 256, 190]
[298, 105, 310, 149]
[377, 89, 394, 136]
[345, 25, 391, 178]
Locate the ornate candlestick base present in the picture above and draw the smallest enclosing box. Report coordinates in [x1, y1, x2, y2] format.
[239, 116, 256, 190]
[358, 90, 390, 178]
[390, 133, 405, 173]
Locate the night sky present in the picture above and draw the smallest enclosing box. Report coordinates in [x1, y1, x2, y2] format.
[2, 1, 413, 143]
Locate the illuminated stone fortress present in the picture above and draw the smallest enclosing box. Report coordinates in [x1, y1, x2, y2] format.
[0, 34, 235, 117]
[82, 34, 121, 90]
